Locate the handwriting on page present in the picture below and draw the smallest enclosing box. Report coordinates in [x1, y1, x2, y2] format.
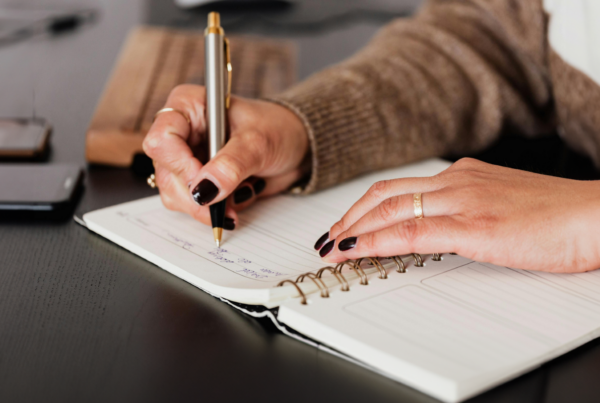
[163, 228, 287, 280]
[123, 212, 295, 282]
[208, 248, 286, 279]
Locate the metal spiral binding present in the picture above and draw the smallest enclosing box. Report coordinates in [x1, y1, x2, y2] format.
[277, 254, 445, 304]
[277, 280, 308, 305]
[317, 266, 349, 291]
[336, 261, 369, 285]
[412, 253, 424, 267]
[388, 256, 406, 273]
[297, 272, 329, 298]
[356, 257, 387, 279]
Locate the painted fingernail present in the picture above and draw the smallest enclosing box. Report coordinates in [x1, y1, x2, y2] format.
[224, 217, 235, 231]
[319, 240, 336, 257]
[314, 232, 329, 250]
[338, 237, 357, 251]
[253, 178, 266, 196]
[192, 179, 219, 206]
[234, 186, 253, 204]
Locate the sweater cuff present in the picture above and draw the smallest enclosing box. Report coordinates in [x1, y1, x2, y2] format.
[267, 69, 385, 194]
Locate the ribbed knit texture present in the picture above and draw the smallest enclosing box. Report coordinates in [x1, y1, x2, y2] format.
[268, 0, 600, 194]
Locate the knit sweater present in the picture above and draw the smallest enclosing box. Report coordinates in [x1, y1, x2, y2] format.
[270, 0, 600, 194]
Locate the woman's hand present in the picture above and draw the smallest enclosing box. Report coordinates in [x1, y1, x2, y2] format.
[143, 84, 309, 230]
[317, 158, 600, 273]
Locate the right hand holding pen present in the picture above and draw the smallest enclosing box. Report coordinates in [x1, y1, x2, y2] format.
[143, 84, 309, 230]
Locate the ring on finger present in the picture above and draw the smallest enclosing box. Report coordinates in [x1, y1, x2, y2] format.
[413, 193, 424, 219]
[153, 108, 192, 133]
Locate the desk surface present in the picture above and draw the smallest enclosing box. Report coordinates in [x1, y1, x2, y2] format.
[1, 1, 599, 402]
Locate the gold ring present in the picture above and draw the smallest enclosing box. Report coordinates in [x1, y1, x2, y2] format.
[147, 173, 157, 189]
[413, 193, 424, 219]
[153, 108, 191, 126]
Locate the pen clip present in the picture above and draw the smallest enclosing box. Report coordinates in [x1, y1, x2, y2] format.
[224, 37, 232, 109]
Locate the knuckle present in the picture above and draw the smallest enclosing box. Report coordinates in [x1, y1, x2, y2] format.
[360, 233, 377, 254]
[143, 134, 161, 157]
[470, 211, 498, 232]
[243, 130, 267, 147]
[214, 154, 246, 185]
[334, 216, 350, 234]
[171, 84, 198, 97]
[377, 197, 400, 222]
[454, 157, 478, 168]
[369, 180, 391, 201]
[330, 222, 342, 236]
[395, 220, 420, 249]
[243, 132, 271, 168]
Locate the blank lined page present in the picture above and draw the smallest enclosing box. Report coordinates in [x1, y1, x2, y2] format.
[526, 269, 600, 303]
[345, 284, 550, 373]
[278, 258, 600, 401]
[422, 263, 600, 344]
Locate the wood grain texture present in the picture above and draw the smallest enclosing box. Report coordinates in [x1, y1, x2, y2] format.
[86, 26, 297, 166]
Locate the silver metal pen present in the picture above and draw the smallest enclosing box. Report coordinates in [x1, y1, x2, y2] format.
[205, 12, 232, 246]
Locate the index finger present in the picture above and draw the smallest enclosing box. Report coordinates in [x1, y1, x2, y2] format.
[143, 85, 207, 183]
[328, 177, 443, 241]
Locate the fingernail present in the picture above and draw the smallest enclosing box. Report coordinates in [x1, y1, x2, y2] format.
[319, 240, 335, 257]
[314, 232, 329, 250]
[192, 179, 219, 206]
[338, 237, 357, 251]
[253, 178, 266, 196]
[224, 217, 235, 231]
[234, 186, 253, 204]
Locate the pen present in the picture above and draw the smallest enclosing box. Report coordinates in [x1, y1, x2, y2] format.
[205, 12, 232, 247]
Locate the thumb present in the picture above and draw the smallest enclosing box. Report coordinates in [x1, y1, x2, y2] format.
[189, 131, 268, 206]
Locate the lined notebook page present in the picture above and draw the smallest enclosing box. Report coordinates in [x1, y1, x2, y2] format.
[83, 159, 451, 305]
[278, 257, 600, 402]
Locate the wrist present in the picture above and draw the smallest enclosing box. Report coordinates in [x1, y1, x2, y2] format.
[265, 99, 313, 190]
[276, 101, 310, 163]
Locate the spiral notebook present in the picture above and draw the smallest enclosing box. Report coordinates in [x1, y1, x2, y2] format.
[81, 158, 600, 403]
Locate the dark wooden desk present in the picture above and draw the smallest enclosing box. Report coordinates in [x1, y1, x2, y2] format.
[1, 1, 599, 402]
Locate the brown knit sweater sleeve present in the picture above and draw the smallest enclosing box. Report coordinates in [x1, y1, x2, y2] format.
[269, 0, 556, 193]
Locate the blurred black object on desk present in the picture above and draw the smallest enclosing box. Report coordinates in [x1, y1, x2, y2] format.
[150, 0, 423, 34]
[174, 0, 294, 11]
[0, 6, 97, 48]
[0, 163, 84, 221]
[0, 117, 52, 162]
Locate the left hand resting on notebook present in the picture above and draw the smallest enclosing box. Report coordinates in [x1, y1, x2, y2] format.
[318, 158, 600, 273]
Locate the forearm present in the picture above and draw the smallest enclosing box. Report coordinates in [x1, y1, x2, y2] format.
[270, 0, 555, 193]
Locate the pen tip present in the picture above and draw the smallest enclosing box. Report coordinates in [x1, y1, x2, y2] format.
[213, 227, 223, 248]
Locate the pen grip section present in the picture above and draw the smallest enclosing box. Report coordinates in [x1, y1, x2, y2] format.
[210, 199, 227, 229]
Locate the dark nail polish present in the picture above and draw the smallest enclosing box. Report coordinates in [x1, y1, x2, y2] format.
[314, 232, 329, 250]
[338, 237, 357, 251]
[224, 217, 235, 231]
[234, 186, 253, 204]
[253, 178, 266, 196]
[192, 179, 219, 206]
[319, 240, 335, 257]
